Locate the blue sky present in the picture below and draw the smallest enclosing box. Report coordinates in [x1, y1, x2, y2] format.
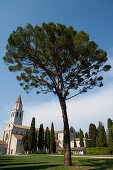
[0, 0, 113, 138]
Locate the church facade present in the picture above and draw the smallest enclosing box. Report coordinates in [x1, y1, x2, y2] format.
[0, 96, 86, 155]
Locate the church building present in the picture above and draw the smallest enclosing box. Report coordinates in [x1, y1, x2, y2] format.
[0, 96, 86, 155]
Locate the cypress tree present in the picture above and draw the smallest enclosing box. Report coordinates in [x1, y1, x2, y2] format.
[79, 129, 84, 147]
[108, 118, 113, 129]
[22, 131, 29, 153]
[28, 117, 36, 153]
[85, 132, 90, 147]
[50, 122, 56, 153]
[76, 131, 80, 138]
[38, 124, 44, 151]
[96, 121, 107, 147]
[45, 127, 50, 152]
[89, 123, 98, 147]
[107, 118, 113, 154]
[74, 139, 77, 147]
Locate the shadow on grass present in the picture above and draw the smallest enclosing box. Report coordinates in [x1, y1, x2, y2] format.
[0, 163, 62, 170]
[76, 158, 113, 170]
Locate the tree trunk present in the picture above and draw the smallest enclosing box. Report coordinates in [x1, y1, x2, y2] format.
[58, 95, 72, 166]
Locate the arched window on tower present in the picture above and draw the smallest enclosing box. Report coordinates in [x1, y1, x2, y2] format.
[17, 112, 18, 116]
[20, 113, 22, 117]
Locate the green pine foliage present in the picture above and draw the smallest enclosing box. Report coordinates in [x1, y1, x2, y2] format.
[28, 117, 36, 153]
[22, 131, 29, 153]
[38, 124, 44, 151]
[96, 121, 107, 147]
[79, 129, 84, 147]
[89, 123, 98, 147]
[50, 122, 56, 153]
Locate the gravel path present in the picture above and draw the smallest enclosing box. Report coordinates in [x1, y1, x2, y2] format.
[49, 155, 113, 159]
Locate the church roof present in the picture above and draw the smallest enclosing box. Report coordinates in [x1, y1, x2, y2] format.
[16, 95, 22, 104]
[13, 134, 23, 140]
[13, 124, 39, 131]
[0, 140, 7, 146]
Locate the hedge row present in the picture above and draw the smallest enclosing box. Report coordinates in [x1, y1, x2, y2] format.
[86, 147, 110, 155]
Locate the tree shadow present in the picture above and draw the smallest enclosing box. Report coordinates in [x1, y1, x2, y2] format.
[0, 163, 62, 170]
[76, 158, 113, 170]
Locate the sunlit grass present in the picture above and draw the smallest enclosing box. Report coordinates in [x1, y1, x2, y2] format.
[0, 154, 113, 169]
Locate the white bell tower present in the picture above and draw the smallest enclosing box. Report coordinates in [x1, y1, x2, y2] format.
[10, 95, 23, 125]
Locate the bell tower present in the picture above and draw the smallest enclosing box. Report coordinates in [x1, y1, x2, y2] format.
[10, 95, 23, 125]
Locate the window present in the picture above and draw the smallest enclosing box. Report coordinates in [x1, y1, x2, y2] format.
[20, 113, 22, 117]
[17, 112, 18, 116]
[16, 131, 18, 134]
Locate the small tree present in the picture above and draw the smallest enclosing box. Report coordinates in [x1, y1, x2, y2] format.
[50, 122, 56, 153]
[96, 121, 107, 147]
[45, 127, 50, 152]
[89, 123, 98, 147]
[22, 131, 29, 153]
[3, 23, 111, 166]
[38, 124, 44, 152]
[28, 117, 36, 153]
[79, 129, 84, 147]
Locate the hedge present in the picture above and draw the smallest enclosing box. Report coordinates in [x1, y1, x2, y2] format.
[86, 147, 110, 155]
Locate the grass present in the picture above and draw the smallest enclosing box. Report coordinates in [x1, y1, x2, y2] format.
[0, 154, 113, 169]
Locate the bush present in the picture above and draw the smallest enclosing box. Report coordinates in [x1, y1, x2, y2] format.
[86, 147, 110, 155]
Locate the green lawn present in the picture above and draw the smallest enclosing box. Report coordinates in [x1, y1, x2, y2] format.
[0, 154, 113, 169]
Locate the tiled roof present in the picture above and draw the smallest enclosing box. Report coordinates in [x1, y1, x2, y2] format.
[13, 124, 39, 131]
[57, 147, 86, 151]
[16, 95, 22, 104]
[13, 134, 23, 140]
[55, 130, 63, 134]
[0, 140, 7, 146]
[55, 139, 61, 144]
[71, 147, 86, 151]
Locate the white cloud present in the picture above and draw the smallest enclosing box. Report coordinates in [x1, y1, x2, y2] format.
[23, 84, 113, 134]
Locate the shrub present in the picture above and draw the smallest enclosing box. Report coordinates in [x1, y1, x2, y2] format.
[86, 147, 110, 155]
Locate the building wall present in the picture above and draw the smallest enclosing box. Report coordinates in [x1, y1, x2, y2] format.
[16, 140, 24, 154]
[10, 135, 17, 155]
[71, 138, 86, 148]
[58, 132, 63, 148]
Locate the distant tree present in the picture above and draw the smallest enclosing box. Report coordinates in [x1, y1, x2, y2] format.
[89, 123, 98, 147]
[85, 132, 90, 147]
[3, 22, 111, 166]
[107, 118, 113, 154]
[28, 117, 36, 153]
[22, 131, 29, 153]
[74, 139, 77, 147]
[45, 127, 50, 152]
[108, 118, 113, 129]
[76, 131, 80, 138]
[79, 129, 84, 147]
[96, 121, 107, 147]
[34, 131, 37, 151]
[50, 122, 56, 153]
[38, 124, 44, 151]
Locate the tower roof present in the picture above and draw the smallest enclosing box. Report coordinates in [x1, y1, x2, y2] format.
[16, 95, 22, 104]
